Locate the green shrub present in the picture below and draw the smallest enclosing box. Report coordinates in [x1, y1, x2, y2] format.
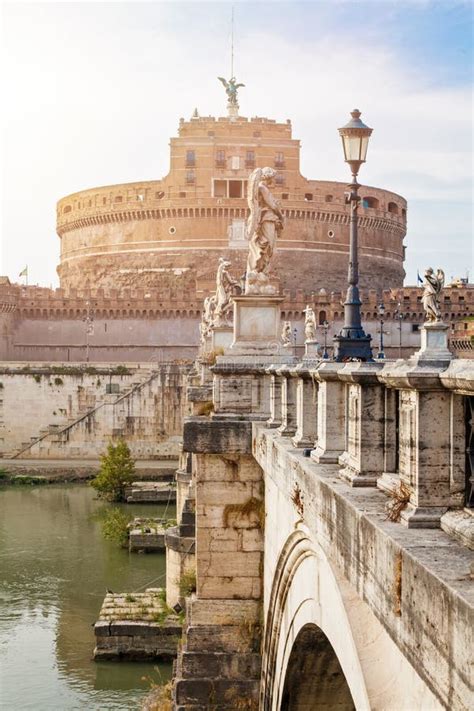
[54, 377, 64, 386]
[91, 439, 135, 501]
[33, 374, 41, 383]
[178, 568, 197, 597]
[101, 507, 131, 547]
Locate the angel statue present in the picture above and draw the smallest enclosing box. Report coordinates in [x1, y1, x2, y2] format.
[245, 167, 284, 295]
[421, 267, 445, 322]
[213, 258, 240, 326]
[199, 294, 216, 345]
[217, 76, 245, 107]
[281, 321, 292, 348]
[303, 305, 317, 342]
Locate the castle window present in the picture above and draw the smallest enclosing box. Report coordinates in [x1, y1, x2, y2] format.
[213, 180, 227, 198]
[114, 195, 123, 203]
[325, 195, 333, 203]
[102, 197, 107, 205]
[275, 175, 284, 186]
[362, 196, 379, 209]
[319, 310, 327, 325]
[275, 152, 285, 168]
[228, 219, 246, 248]
[216, 150, 226, 167]
[179, 191, 186, 198]
[388, 202, 399, 214]
[155, 191, 165, 199]
[245, 151, 255, 168]
[229, 180, 243, 198]
[63, 205, 72, 214]
[412, 324, 420, 332]
[186, 150, 195, 167]
[282, 193, 289, 200]
[186, 171, 195, 184]
[304, 193, 313, 201]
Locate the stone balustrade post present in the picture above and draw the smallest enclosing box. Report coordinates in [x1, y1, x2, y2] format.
[292, 366, 318, 448]
[380, 358, 466, 528]
[278, 367, 298, 437]
[266, 366, 283, 427]
[311, 362, 345, 463]
[338, 362, 385, 487]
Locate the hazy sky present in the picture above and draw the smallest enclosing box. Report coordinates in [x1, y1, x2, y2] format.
[1, 0, 472, 288]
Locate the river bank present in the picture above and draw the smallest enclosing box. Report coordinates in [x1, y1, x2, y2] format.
[0, 458, 178, 484]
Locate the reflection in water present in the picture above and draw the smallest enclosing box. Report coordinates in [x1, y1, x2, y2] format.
[0, 484, 174, 710]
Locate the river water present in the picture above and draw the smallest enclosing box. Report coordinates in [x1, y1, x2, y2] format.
[0, 484, 174, 711]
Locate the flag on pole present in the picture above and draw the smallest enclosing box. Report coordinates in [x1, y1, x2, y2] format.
[19, 266, 28, 278]
[416, 270, 423, 285]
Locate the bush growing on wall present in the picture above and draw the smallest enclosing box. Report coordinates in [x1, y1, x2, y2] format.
[91, 439, 135, 501]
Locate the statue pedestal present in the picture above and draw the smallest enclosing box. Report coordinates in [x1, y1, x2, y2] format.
[304, 340, 320, 359]
[412, 322, 453, 364]
[211, 325, 233, 352]
[230, 295, 284, 356]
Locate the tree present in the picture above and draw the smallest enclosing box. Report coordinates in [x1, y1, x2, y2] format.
[91, 439, 135, 501]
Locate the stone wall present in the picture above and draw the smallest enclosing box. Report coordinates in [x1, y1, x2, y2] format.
[0, 363, 188, 459]
[1, 279, 473, 362]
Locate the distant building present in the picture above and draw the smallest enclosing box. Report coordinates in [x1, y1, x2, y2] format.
[2, 104, 472, 362]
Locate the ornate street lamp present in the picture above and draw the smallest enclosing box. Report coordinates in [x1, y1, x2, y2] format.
[321, 320, 330, 359]
[333, 110, 373, 361]
[377, 302, 385, 359]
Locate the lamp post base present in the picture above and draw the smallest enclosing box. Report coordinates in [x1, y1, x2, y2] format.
[333, 333, 373, 362]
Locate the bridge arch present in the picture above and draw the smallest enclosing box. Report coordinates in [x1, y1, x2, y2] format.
[260, 528, 369, 710]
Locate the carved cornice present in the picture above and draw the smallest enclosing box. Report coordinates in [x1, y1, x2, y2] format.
[56, 205, 406, 238]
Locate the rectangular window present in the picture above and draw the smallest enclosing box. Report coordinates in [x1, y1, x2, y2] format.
[275, 175, 284, 185]
[186, 171, 195, 184]
[228, 219, 247, 248]
[245, 151, 255, 167]
[275, 152, 285, 168]
[213, 180, 227, 198]
[231, 156, 240, 170]
[186, 150, 195, 166]
[216, 150, 226, 167]
[229, 180, 243, 198]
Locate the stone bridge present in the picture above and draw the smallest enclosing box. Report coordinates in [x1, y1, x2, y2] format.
[168, 333, 473, 709]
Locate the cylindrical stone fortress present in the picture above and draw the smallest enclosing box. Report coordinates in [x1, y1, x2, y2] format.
[56, 114, 407, 294]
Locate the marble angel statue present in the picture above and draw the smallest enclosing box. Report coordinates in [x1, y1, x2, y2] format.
[421, 267, 445, 322]
[281, 321, 292, 347]
[213, 258, 240, 326]
[303, 305, 317, 342]
[245, 167, 284, 294]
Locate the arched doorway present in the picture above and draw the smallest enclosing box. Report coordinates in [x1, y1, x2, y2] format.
[280, 624, 355, 710]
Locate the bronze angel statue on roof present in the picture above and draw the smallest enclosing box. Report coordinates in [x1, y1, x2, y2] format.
[217, 76, 245, 107]
[245, 167, 284, 295]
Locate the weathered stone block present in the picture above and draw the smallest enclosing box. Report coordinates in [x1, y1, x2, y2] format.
[183, 418, 252, 454]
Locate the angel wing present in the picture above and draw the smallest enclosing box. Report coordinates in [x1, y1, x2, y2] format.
[436, 269, 445, 291]
[246, 168, 262, 240]
[217, 77, 228, 89]
[234, 83, 245, 89]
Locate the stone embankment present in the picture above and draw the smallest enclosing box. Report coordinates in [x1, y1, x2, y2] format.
[94, 588, 182, 660]
[0, 362, 188, 460]
[0, 458, 178, 483]
[125, 481, 177, 504]
[129, 518, 168, 553]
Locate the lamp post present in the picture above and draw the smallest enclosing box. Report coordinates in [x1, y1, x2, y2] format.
[377, 302, 385, 359]
[395, 302, 404, 358]
[321, 320, 330, 359]
[333, 109, 373, 362]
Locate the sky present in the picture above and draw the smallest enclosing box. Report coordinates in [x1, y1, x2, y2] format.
[1, 0, 472, 288]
